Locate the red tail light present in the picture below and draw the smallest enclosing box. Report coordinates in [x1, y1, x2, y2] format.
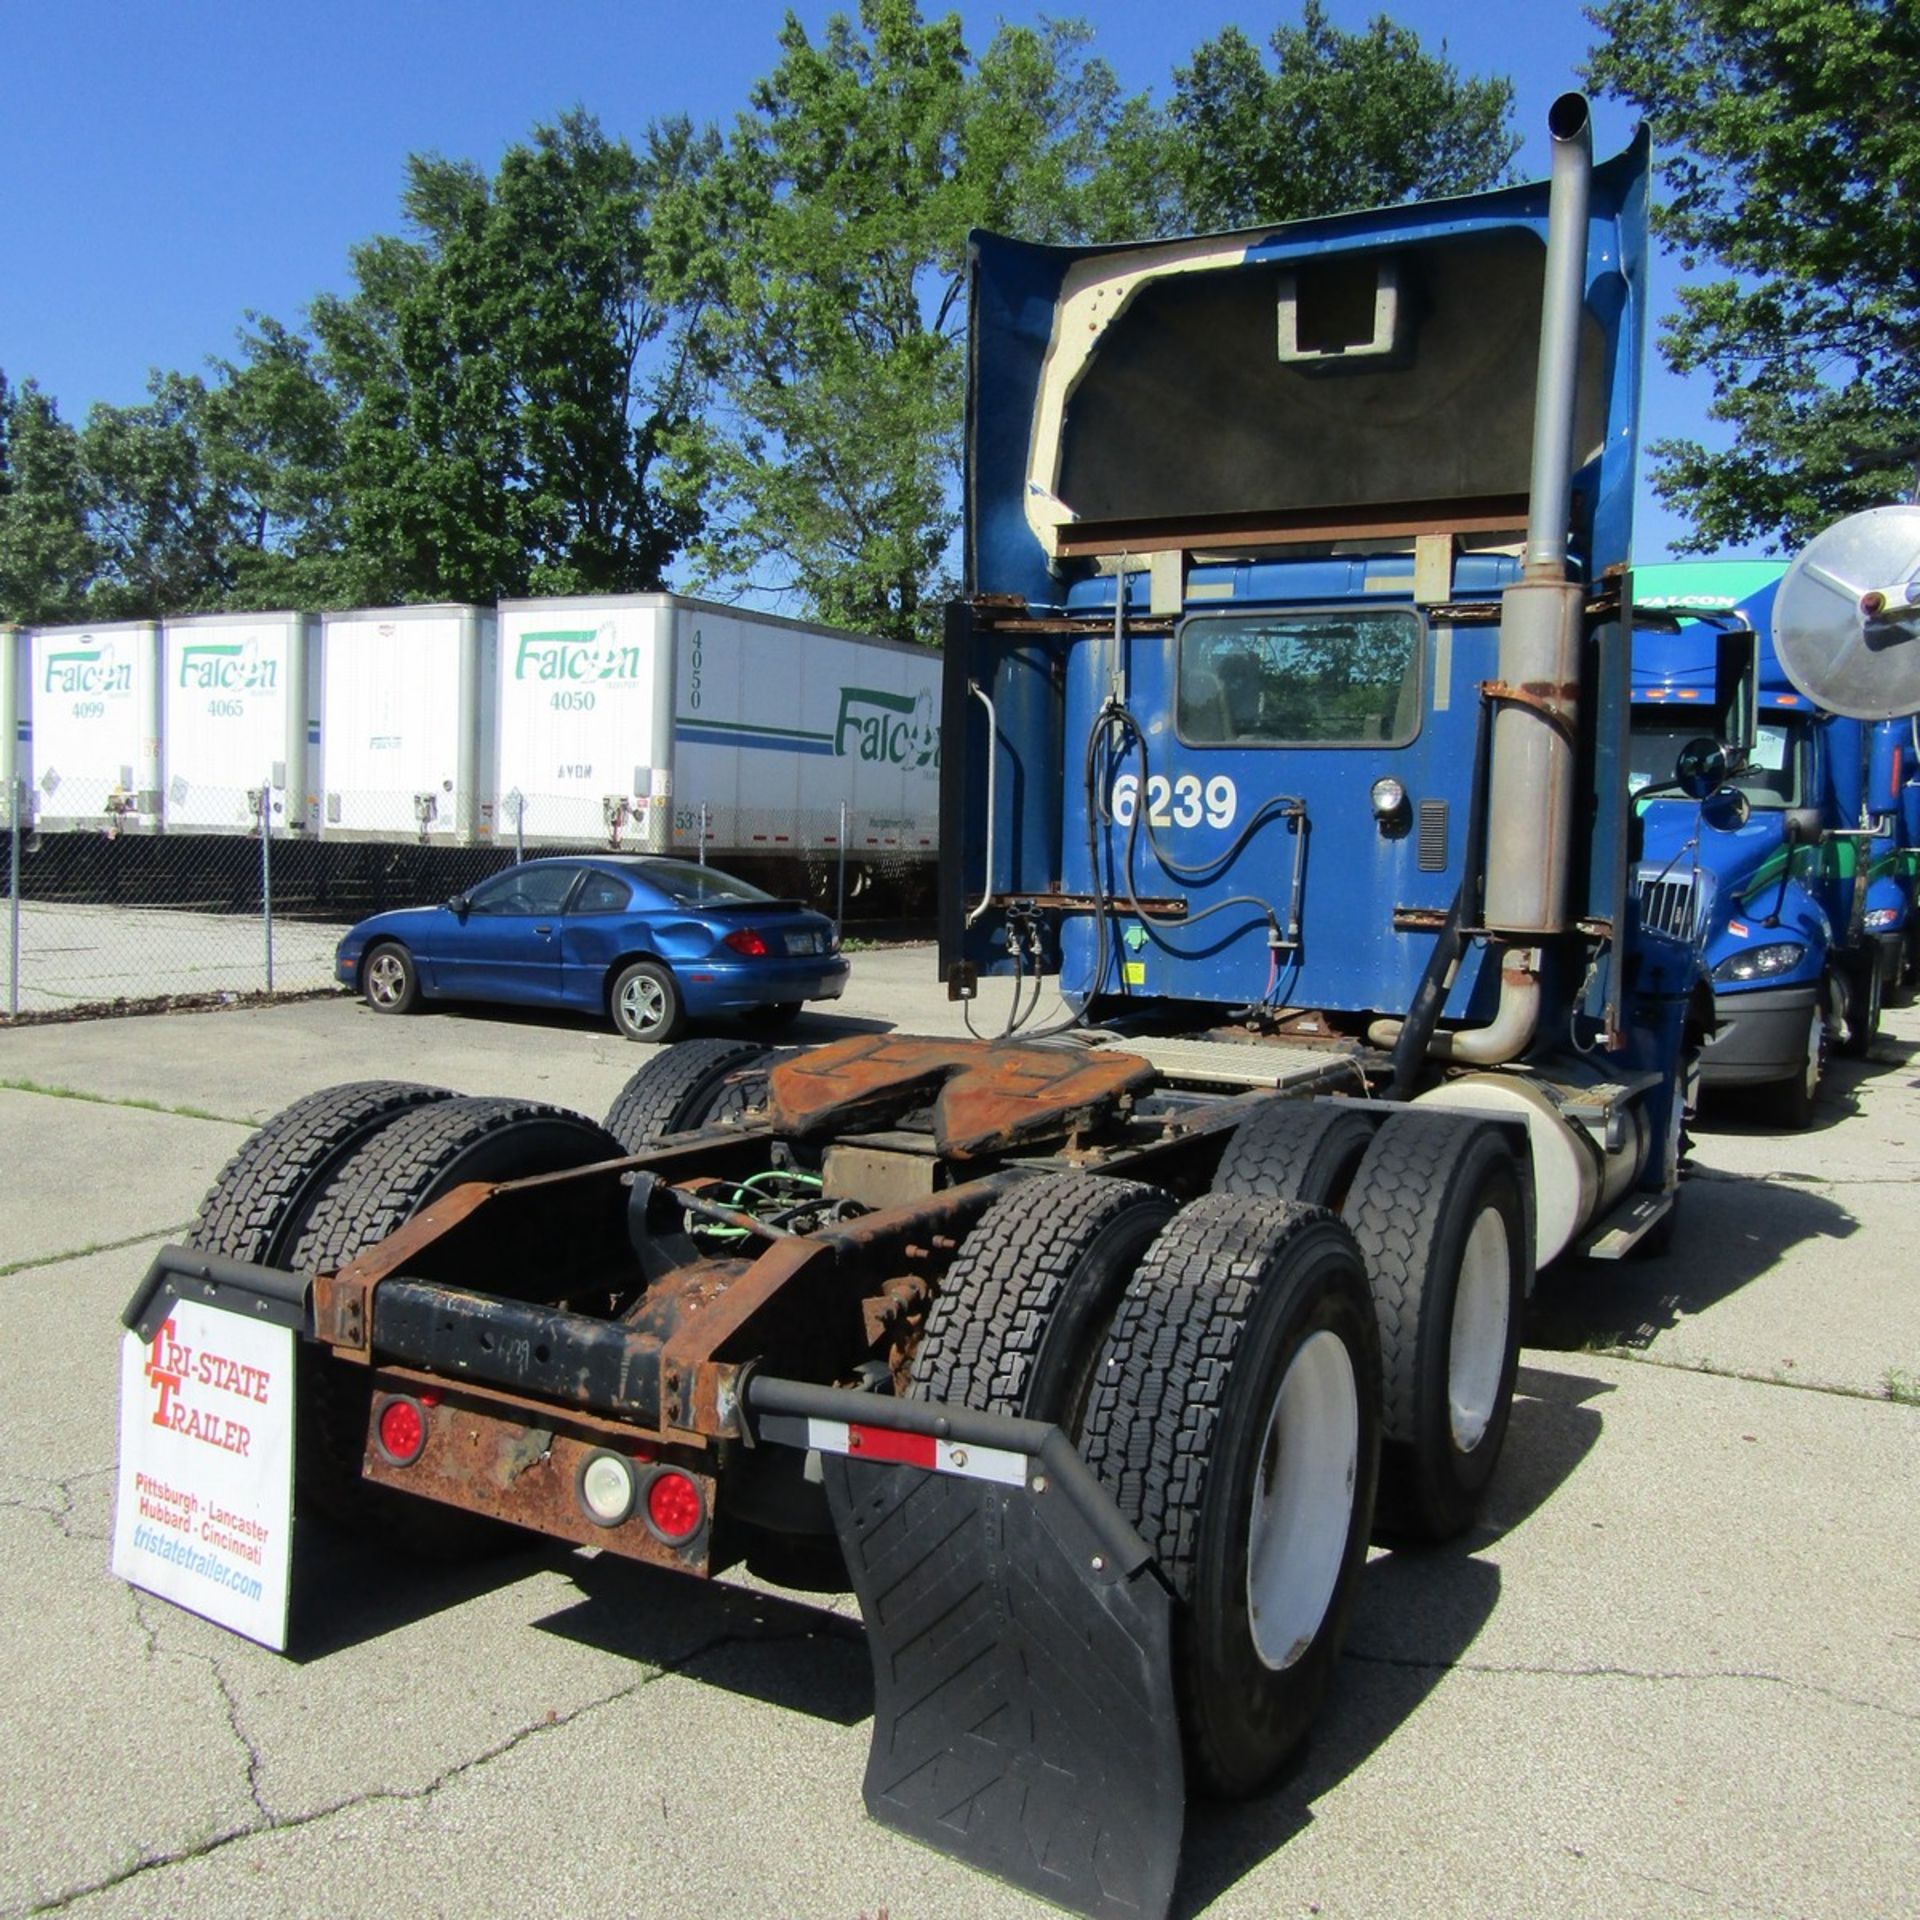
[644, 1467, 705, 1542]
[722, 929, 769, 957]
[375, 1396, 427, 1466]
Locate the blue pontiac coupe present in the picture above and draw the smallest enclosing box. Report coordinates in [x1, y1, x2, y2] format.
[334, 855, 848, 1042]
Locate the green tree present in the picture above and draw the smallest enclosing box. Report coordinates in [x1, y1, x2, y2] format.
[313, 109, 704, 606]
[0, 375, 97, 624]
[79, 371, 235, 618]
[1585, 0, 1920, 549]
[199, 315, 355, 610]
[1161, 7, 1518, 231]
[663, 0, 1139, 645]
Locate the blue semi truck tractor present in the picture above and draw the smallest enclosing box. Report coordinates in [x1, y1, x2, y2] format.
[1631, 571, 1917, 1124]
[120, 99, 1794, 1920]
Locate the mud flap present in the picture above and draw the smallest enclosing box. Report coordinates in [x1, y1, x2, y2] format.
[820, 1449, 1184, 1920]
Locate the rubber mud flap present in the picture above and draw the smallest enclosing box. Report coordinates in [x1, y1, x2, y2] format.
[822, 1452, 1185, 1920]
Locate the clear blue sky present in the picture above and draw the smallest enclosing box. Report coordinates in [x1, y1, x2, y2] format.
[2, 0, 1736, 560]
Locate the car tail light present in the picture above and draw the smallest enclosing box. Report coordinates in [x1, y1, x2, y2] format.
[374, 1396, 427, 1466]
[644, 1467, 705, 1543]
[722, 929, 769, 957]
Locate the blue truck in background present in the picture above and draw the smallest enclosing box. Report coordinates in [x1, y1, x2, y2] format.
[1632, 563, 1918, 1124]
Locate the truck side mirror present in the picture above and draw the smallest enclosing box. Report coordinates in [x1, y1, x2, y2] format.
[1673, 736, 1728, 800]
[1699, 786, 1751, 832]
[1782, 808, 1825, 847]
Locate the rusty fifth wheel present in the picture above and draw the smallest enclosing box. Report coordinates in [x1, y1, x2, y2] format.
[1080, 1192, 1381, 1798]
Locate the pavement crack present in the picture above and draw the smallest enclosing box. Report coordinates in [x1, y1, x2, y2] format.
[0, 1227, 193, 1280]
[11, 1618, 850, 1917]
[1342, 1647, 1918, 1723]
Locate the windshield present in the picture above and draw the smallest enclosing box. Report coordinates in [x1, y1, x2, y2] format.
[1629, 710, 1807, 808]
[632, 860, 775, 907]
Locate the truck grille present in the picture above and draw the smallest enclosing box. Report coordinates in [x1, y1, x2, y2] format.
[1636, 869, 1697, 942]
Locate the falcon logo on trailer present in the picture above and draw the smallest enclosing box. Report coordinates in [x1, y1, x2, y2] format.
[514, 625, 644, 684]
[834, 687, 940, 769]
[43, 640, 133, 698]
[177, 641, 278, 693]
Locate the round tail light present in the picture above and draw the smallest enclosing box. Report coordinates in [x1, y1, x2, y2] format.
[644, 1467, 705, 1543]
[374, 1396, 427, 1466]
[578, 1450, 638, 1527]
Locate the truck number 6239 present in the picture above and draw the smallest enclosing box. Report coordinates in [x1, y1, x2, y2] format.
[1109, 772, 1237, 831]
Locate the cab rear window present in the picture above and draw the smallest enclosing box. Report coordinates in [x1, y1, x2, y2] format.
[1178, 608, 1422, 746]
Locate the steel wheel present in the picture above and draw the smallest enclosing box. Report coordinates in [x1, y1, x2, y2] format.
[1447, 1205, 1512, 1453]
[1244, 1327, 1362, 1672]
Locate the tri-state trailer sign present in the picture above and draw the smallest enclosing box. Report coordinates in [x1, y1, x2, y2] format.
[111, 1300, 295, 1649]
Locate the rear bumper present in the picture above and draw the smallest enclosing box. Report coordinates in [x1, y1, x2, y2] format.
[679, 955, 849, 1015]
[1701, 984, 1817, 1085]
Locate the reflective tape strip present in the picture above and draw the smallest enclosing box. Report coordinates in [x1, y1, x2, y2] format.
[759, 1414, 1029, 1488]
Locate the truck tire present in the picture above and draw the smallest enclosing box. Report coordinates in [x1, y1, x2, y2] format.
[1079, 1193, 1380, 1799]
[907, 1173, 1174, 1432]
[1211, 1098, 1378, 1209]
[1342, 1113, 1527, 1543]
[286, 1096, 624, 1552]
[603, 1039, 773, 1151]
[1837, 952, 1881, 1058]
[187, 1081, 455, 1265]
[1770, 995, 1829, 1129]
[699, 1048, 800, 1129]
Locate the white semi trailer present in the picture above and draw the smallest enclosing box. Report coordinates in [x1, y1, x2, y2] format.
[27, 620, 163, 832]
[494, 594, 940, 870]
[161, 611, 320, 836]
[318, 604, 498, 846]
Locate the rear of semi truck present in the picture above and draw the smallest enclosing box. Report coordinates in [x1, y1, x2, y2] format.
[118, 99, 1696, 1920]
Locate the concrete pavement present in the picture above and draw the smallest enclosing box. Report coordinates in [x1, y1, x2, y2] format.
[1, 952, 1914, 1919]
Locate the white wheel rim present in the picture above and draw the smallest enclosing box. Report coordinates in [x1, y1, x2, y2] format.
[1245, 1328, 1359, 1672]
[367, 954, 405, 1006]
[1449, 1205, 1511, 1452]
[620, 974, 665, 1035]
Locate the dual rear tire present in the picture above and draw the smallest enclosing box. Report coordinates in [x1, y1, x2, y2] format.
[914, 1171, 1382, 1801]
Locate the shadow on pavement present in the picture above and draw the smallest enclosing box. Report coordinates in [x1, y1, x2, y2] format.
[1175, 1361, 1609, 1915]
[533, 1550, 873, 1726]
[1527, 1168, 1856, 1352]
[286, 1517, 561, 1658]
[1695, 1030, 1920, 1136]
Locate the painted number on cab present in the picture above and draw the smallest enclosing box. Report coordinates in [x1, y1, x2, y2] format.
[1110, 772, 1236, 831]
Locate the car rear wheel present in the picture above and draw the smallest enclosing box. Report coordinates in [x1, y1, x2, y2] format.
[610, 959, 685, 1043]
[362, 942, 419, 1015]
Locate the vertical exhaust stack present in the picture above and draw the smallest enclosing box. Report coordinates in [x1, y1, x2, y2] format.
[1483, 92, 1593, 937]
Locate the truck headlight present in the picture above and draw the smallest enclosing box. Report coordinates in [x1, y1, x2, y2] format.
[1864, 907, 1901, 931]
[1712, 942, 1806, 983]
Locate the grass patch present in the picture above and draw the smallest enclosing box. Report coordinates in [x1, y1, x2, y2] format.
[1885, 1368, 1920, 1406]
[0, 1077, 249, 1128]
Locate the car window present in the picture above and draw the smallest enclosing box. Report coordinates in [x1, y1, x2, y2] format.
[630, 859, 774, 907]
[468, 865, 581, 915]
[572, 871, 632, 915]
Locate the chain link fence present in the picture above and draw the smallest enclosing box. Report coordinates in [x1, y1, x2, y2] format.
[1, 775, 934, 1021]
